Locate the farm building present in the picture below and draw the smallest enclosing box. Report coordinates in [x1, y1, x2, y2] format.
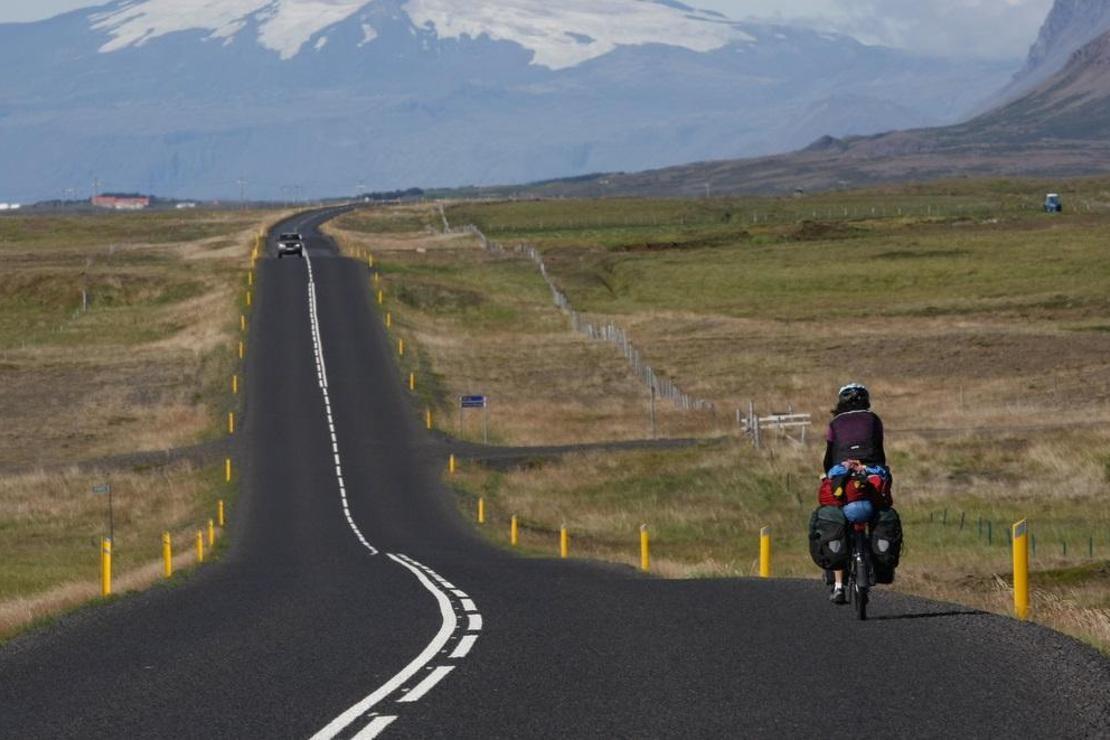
[92, 194, 150, 210]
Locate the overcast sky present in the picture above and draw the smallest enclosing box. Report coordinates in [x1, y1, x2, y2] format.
[0, 0, 1054, 59]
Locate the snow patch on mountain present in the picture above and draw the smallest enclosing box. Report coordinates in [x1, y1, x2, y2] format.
[92, 0, 368, 59]
[90, 0, 754, 68]
[401, 0, 753, 69]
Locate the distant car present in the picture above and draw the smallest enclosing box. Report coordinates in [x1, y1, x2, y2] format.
[277, 232, 304, 258]
[1044, 193, 1063, 213]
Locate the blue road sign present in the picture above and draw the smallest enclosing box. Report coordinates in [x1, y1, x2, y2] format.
[460, 395, 487, 409]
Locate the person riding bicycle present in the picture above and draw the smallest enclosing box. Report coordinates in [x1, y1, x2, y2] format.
[821, 383, 890, 603]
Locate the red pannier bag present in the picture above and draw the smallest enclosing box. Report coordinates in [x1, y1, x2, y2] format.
[867, 474, 894, 508]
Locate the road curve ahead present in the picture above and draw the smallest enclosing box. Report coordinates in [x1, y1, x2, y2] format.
[1, 207, 1107, 739]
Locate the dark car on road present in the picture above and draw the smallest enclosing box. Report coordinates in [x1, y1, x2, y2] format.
[277, 232, 304, 258]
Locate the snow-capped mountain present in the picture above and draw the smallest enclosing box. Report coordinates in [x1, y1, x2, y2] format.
[0, 0, 1018, 200]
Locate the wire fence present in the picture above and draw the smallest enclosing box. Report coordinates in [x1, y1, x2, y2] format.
[919, 508, 1106, 562]
[442, 207, 715, 412]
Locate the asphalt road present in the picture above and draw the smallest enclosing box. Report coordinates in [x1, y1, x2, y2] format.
[1, 207, 1107, 739]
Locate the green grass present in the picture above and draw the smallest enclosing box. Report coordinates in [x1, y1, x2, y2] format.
[0, 211, 255, 248]
[446, 201, 1110, 323]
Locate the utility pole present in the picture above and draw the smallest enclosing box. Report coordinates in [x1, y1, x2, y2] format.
[92, 177, 101, 199]
[237, 177, 248, 209]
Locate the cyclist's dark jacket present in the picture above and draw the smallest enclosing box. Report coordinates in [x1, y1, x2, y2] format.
[823, 410, 886, 471]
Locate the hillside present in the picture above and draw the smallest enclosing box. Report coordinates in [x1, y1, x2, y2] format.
[995, 0, 1110, 104]
[502, 29, 1110, 198]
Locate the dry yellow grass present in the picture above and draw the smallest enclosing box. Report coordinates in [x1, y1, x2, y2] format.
[0, 462, 228, 638]
[327, 217, 718, 444]
[0, 209, 280, 638]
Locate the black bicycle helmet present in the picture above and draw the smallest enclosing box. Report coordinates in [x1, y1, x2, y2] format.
[836, 382, 871, 412]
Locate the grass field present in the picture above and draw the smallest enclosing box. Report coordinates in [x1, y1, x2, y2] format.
[328, 179, 1110, 651]
[0, 208, 274, 638]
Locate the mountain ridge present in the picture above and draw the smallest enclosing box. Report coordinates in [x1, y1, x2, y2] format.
[0, 0, 1017, 201]
[502, 27, 1110, 199]
[991, 0, 1110, 106]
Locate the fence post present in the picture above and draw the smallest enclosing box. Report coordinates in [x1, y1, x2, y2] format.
[1012, 519, 1029, 620]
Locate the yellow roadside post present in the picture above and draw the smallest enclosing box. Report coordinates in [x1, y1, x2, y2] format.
[232, 374, 239, 395]
[759, 526, 772, 578]
[373, 272, 380, 287]
[246, 291, 252, 307]
[398, 338, 405, 356]
[640, 524, 650, 572]
[425, 408, 433, 430]
[248, 270, 253, 287]
[386, 312, 392, 328]
[100, 537, 112, 596]
[448, 454, 457, 474]
[240, 314, 246, 332]
[1013, 519, 1030, 620]
[218, 500, 225, 528]
[377, 290, 383, 305]
[368, 254, 374, 268]
[225, 457, 232, 483]
[228, 411, 235, 435]
[559, 524, 569, 559]
[162, 532, 172, 578]
[409, 373, 416, 391]
[196, 530, 205, 563]
[238, 341, 245, 360]
[208, 519, 215, 547]
[511, 515, 519, 547]
[477, 497, 486, 524]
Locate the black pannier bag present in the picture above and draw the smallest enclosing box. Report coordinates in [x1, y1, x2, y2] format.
[808, 506, 849, 570]
[871, 507, 903, 584]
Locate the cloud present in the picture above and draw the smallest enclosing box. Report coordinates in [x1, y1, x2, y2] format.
[701, 0, 1054, 59]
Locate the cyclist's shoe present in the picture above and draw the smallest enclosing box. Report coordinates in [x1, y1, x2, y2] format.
[829, 585, 847, 604]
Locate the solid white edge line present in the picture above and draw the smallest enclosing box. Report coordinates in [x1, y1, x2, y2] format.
[397, 666, 455, 704]
[449, 634, 478, 660]
[308, 554, 458, 740]
[351, 715, 397, 740]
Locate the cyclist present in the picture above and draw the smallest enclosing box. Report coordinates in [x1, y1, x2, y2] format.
[822, 383, 889, 603]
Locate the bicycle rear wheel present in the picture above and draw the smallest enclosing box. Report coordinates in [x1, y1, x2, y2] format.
[854, 582, 868, 620]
